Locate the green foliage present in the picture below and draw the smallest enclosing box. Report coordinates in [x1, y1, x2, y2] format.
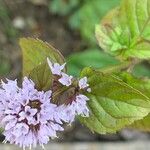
[49, 0, 120, 45]
[133, 63, 150, 77]
[0, 55, 11, 76]
[79, 67, 150, 133]
[29, 63, 52, 91]
[67, 49, 119, 76]
[118, 72, 150, 131]
[96, 0, 150, 60]
[69, 0, 120, 45]
[20, 38, 66, 91]
[49, 0, 80, 16]
[20, 0, 150, 134]
[0, 1, 18, 39]
[20, 38, 66, 76]
[117, 72, 150, 98]
[130, 114, 150, 131]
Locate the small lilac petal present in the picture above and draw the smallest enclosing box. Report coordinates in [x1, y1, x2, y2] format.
[1, 79, 19, 96]
[76, 94, 89, 102]
[28, 108, 37, 116]
[87, 88, 91, 93]
[47, 58, 66, 75]
[40, 90, 52, 103]
[44, 90, 52, 99]
[5, 109, 15, 115]
[79, 77, 89, 89]
[58, 73, 73, 86]
[12, 123, 29, 137]
[51, 123, 64, 131]
[24, 106, 31, 112]
[5, 119, 17, 130]
[2, 115, 16, 123]
[37, 114, 47, 124]
[19, 111, 26, 121]
[38, 126, 49, 144]
[75, 94, 89, 116]
[47, 58, 53, 70]
[22, 77, 35, 90]
[62, 94, 90, 123]
[27, 118, 38, 125]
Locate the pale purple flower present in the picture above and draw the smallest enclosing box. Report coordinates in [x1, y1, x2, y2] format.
[73, 94, 89, 116]
[18, 106, 37, 124]
[0, 79, 19, 122]
[74, 94, 89, 117]
[47, 59, 73, 86]
[1, 79, 18, 97]
[47, 58, 66, 75]
[0, 77, 66, 149]
[58, 73, 73, 86]
[54, 104, 75, 124]
[79, 77, 91, 92]
[79, 77, 89, 89]
[47, 59, 90, 92]
[63, 94, 89, 123]
[0, 90, 6, 121]
[87, 88, 91, 92]
[0, 60, 91, 149]
[46, 60, 90, 123]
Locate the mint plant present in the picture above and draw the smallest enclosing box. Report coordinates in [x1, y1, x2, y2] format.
[0, 0, 150, 149]
[96, 0, 150, 59]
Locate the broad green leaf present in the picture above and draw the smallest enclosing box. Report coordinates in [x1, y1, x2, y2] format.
[118, 72, 150, 98]
[29, 62, 52, 91]
[96, 0, 150, 59]
[69, 0, 120, 45]
[79, 67, 150, 134]
[117, 72, 150, 131]
[67, 49, 119, 76]
[20, 38, 65, 76]
[130, 114, 150, 131]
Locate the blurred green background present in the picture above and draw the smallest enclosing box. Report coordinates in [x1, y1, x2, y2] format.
[0, 0, 150, 79]
[0, 0, 150, 143]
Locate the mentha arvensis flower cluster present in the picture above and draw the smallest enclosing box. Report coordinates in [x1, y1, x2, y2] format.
[0, 58, 91, 149]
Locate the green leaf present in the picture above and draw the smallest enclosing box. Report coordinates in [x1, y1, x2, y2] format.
[67, 49, 119, 76]
[96, 0, 150, 59]
[130, 114, 150, 131]
[69, 0, 120, 45]
[118, 72, 150, 97]
[79, 67, 150, 134]
[29, 62, 52, 91]
[117, 72, 150, 131]
[20, 38, 66, 76]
